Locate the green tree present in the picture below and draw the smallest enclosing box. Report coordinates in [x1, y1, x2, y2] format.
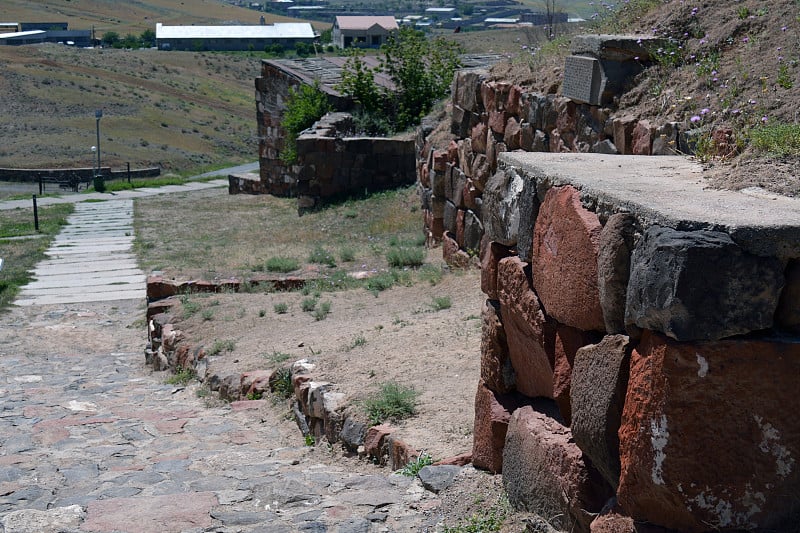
[380, 27, 461, 130]
[120, 33, 139, 49]
[337, 48, 385, 115]
[101, 31, 120, 47]
[320, 27, 332, 44]
[140, 28, 156, 47]
[280, 81, 332, 164]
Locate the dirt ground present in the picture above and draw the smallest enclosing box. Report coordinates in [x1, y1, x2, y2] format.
[170, 262, 484, 464]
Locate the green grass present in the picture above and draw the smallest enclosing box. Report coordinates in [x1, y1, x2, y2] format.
[386, 246, 425, 268]
[271, 367, 294, 399]
[0, 203, 73, 310]
[308, 246, 336, 267]
[397, 452, 434, 477]
[165, 367, 196, 385]
[301, 297, 318, 312]
[264, 256, 300, 273]
[313, 300, 331, 321]
[751, 124, 800, 157]
[179, 295, 201, 319]
[431, 296, 452, 311]
[363, 381, 419, 425]
[273, 302, 289, 314]
[207, 339, 236, 356]
[265, 351, 292, 365]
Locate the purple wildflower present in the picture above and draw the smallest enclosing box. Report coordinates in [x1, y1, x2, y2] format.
[690, 115, 701, 123]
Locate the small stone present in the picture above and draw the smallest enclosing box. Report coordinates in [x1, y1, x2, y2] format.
[418, 465, 462, 493]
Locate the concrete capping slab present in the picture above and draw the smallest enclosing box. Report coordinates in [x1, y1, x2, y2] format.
[499, 152, 800, 259]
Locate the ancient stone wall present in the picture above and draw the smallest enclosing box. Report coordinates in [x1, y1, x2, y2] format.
[295, 113, 416, 212]
[252, 61, 415, 207]
[418, 67, 800, 531]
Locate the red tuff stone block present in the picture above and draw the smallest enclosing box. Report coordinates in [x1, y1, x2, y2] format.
[507, 84, 522, 115]
[463, 179, 480, 211]
[364, 424, 394, 460]
[618, 331, 800, 532]
[711, 126, 737, 157]
[480, 240, 513, 300]
[456, 209, 465, 247]
[419, 163, 430, 187]
[612, 115, 637, 155]
[503, 405, 610, 532]
[504, 117, 521, 150]
[435, 452, 472, 466]
[488, 110, 508, 135]
[632, 120, 655, 155]
[443, 232, 471, 268]
[471, 122, 488, 154]
[497, 257, 556, 398]
[147, 275, 180, 300]
[386, 435, 418, 470]
[472, 380, 529, 473]
[481, 81, 497, 112]
[552, 324, 599, 426]
[532, 185, 605, 332]
[555, 97, 578, 135]
[447, 140, 459, 163]
[433, 149, 448, 172]
[481, 299, 514, 394]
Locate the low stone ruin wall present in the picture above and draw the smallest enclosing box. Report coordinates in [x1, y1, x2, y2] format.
[0, 166, 160, 182]
[468, 152, 800, 532]
[294, 113, 417, 212]
[144, 274, 445, 472]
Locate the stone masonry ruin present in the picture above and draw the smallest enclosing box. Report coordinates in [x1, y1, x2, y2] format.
[418, 34, 800, 532]
[237, 55, 501, 211]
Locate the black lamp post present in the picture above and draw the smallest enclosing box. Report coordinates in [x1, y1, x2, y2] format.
[94, 109, 104, 192]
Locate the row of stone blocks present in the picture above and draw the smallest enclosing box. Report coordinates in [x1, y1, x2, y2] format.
[419, 68, 733, 252]
[470, 167, 800, 531]
[145, 282, 442, 472]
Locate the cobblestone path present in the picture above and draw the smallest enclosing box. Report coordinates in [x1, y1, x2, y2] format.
[0, 300, 438, 533]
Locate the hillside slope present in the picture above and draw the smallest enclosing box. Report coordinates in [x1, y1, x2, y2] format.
[495, 0, 800, 195]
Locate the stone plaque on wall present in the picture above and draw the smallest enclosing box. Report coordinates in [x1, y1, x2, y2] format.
[562, 55, 603, 105]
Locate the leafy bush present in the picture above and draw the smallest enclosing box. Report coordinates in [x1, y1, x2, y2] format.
[308, 246, 336, 267]
[207, 339, 236, 356]
[363, 381, 419, 425]
[431, 296, 452, 311]
[301, 297, 318, 312]
[273, 302, 289, 314]
[271, 367, 294, 399]
[751, 123, 800, 156]
[265, 256, 299, 273]
[280, 82, 332, 164]
[313, 300, 331, 321]
[166, 367, 196, 385]
[397, 452, 433, 477]
[386, 247, 425, 268]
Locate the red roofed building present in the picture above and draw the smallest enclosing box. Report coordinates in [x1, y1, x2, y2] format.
[332, 16, 398, 48]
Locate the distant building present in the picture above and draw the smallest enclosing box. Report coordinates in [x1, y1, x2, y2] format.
[19, 22, 68, 31]
[155, 22, 315, 51]
[332, 16, 398, 48]
[519, 11, 568, 25]
[0, 27, 91, 46]
[0, 23, 19, 34]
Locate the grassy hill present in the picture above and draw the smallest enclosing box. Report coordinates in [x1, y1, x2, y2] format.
[1, 0, 326, 36]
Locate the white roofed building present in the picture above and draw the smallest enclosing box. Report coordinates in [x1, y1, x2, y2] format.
[155, 22, 315, 51]
[332, 16, 398, 49]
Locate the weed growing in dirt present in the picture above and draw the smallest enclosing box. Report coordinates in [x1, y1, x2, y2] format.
[273, 302, 289, 314]
[265, 351, 292, 365]
[397, 452, 433, 477]
[304, 434, 316, 446]
[339, 246, 356, 262]
[301, 297, 318, 312]
[313, 300, 332, 321]
[309, 246, 336, 267]
[363, 381, 419, 425]
[246, 391, 263, 400]
[431, 296, 452, 311]
[201, 308, 214, 321]
[417, 264, 443, 286]
[366, 269, 412, 296]
[259, 309, 267, 317]
[180, 296, 201, 319]
[207, 339, 236, 356]
[443, 495, 511, 533]
[165, 367, 196, 385]
[751, 124, 800, 156]
[271, 367, 293, 398]
[386, 247, 425, 268]
[264, 256, 299, 273]
[345, 334, 367, 351]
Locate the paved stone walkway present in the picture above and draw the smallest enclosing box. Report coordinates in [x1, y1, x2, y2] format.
[15, 200, 145, 306]
[0, 300, 439, 533]
[0, 172, 443, 532]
